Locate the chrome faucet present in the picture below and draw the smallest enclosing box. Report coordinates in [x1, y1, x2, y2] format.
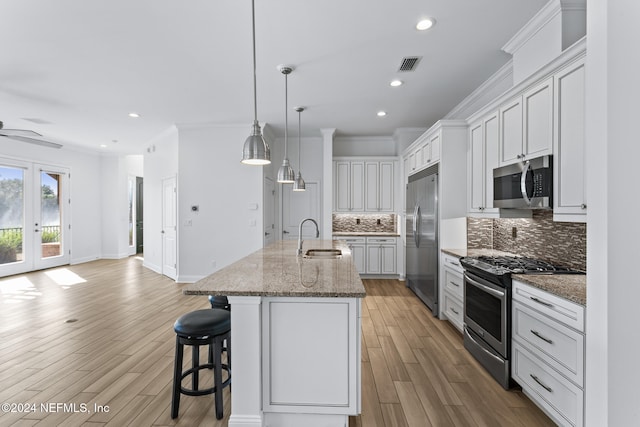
[297, 218, 320, 255]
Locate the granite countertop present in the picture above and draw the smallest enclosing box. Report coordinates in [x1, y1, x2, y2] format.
[332, 232, 400, 237]
[512, 274, 586, 306]
[183, 240, 366, 298]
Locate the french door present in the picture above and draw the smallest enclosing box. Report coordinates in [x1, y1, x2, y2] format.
[0, 158, 70, 277]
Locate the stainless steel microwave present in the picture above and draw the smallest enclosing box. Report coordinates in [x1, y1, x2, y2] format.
[493, 155, 552, 209]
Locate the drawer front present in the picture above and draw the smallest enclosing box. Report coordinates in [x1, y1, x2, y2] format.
[337, 237, 366, 244]
[443, 292, 463, 332]
[513, 301, 584, 387]
[366, 237, 396, 245]
[513, 280, 585, 332]
[443, 268, 463, 299]
[442, 253, 463, 274]
[513, 343, 583, 427]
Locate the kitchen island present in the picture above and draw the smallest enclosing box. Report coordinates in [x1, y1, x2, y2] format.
[183, 239, 365, 427]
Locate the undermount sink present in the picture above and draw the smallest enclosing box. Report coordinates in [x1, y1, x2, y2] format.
[303, 249, 342, 259]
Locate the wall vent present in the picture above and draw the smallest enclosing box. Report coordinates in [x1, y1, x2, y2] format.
[398, 56, 422, 72]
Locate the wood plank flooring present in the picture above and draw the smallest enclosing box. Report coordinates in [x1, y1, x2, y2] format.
[0, 257, 554, 426]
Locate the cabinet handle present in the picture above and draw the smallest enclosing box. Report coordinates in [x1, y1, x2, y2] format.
[529, 296, 553, 308]
[449, 281, 460, 287]
[448, 260, 459, 267]
[530, 374, 553, 393]
[581, 204, 587, 210]
[450, 307, 459, 315]
[530, 330, 553, 344]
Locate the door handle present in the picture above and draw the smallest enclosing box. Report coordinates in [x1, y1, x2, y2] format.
[283, 230, 290, 234]
[520, 160, 532, 206]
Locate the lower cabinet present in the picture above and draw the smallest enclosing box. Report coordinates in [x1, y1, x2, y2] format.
[365, 237, 396, 275]
[440, 252, 464, 332]
[335, 236, 398, 276]
[512, 280, 585, 427]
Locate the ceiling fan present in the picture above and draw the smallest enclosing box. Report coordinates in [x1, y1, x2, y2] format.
[0, 121, 62, 149]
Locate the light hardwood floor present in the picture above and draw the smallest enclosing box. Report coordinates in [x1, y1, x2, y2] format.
[0, 257, 554, 426]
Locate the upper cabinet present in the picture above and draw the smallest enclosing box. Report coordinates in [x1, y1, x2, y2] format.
[334, 158, 396, 213]
[468, 111, 500, 214]
[405, 130, 441, 178]
[553, 57, 586, 222]
[499, 77, 553, 167]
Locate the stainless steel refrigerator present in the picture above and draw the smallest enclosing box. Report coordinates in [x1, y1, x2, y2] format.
[405, 165, 439, 316]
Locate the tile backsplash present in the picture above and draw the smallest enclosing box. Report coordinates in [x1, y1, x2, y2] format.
[467, 210, 586, 271]
[333, 213, 397, 233]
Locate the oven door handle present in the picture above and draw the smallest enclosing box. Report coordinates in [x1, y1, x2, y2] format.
[464, 327, 504, 364]
[520, 160, 532, 206]
[464, 273, 505, 298]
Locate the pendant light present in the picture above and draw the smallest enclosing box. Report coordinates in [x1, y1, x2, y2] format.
[276, 66, 295, 183]
[241, 0, 270, 165]
[293, 107, 306, 192]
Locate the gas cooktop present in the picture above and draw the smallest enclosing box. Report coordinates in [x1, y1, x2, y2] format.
[460, 255, 585, 276]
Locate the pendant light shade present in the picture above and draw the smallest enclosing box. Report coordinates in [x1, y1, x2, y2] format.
[276, 66, 295, 183]
[241, 0, 270, 165]
[293, 107, 306, 192]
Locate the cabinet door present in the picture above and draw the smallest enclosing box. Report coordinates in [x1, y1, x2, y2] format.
[379, 162, 394, 212]
[499, 96, 523, 165]
[420, 141, 431, 167]
[366, 245, 381, 274]
[350, 162, 365, 211]
[430, 133, 441, 163]
[469, 120, 484, 212]
[483, 112, 499, 210]
[380, 244, 396, 274]
[364, 162, 379, 211]
[334, 161, 351, 212]
[350, 244, 366, 274]
[408, 152, 416, 173]
[523, 77, 553, 158]
[554, 59, 586, 221]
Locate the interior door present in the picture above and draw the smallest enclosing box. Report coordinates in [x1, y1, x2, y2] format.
[281, 182, 320, 240]
[161, 176, 177, 280]
[264, 176, 276, 247]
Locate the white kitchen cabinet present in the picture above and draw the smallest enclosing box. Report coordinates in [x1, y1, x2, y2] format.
[334, 159, 395, 213]
[523, 77, 554, 159]
[499, 96, 524, 165]
[553, 57, 586, 222]
[512, 280, 585, 427]
[498, 77, 553, 166]
[365, 161, 394, 212]
[365, 237, 396, 275]
[340, 237, 366, 274]
[334, 161, 364, 212]
[468, 111, 500, 215]
[429, 132, 441, 164]
[440, 252, 464, 332]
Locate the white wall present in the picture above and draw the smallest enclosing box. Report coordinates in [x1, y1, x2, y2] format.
[0, 143, 103, 264]
[176, 124, 263, 282]
[585, 1, 640, 425]
[143, 126, 179, 273]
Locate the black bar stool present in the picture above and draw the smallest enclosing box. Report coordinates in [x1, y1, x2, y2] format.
[171, 308, 231, 420]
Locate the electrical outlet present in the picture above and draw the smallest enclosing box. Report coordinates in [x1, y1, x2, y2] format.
[512, 227, 517, 238]
[356, 218, 360, 225]
[377, 218, 381, 225]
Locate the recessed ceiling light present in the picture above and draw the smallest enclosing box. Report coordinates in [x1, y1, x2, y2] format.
[100, 144, 107, 148]
[377, 111, 387, 117]
[416, 18, 435, 31]
[128, 112, 140, 118]
[390, 80, 403, 87]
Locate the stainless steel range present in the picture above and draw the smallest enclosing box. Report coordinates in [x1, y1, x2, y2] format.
[459, 255, 584, 389]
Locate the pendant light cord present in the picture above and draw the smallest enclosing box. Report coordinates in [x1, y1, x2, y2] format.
[284, 72, 288, 156]
[251, 0, 258, 125]
[298, 109, 301, 169]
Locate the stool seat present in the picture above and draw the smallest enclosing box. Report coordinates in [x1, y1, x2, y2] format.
[174, 309, 230, 337]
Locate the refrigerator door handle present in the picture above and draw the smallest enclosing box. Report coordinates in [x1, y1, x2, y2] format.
[415, 204, 422, 248]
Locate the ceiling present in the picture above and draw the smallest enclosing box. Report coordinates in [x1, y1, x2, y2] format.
[0, 0, 548, 155]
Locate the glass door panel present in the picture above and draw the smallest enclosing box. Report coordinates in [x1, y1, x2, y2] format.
[0, 165, 25, 266]
[33, 166, 69, 271]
